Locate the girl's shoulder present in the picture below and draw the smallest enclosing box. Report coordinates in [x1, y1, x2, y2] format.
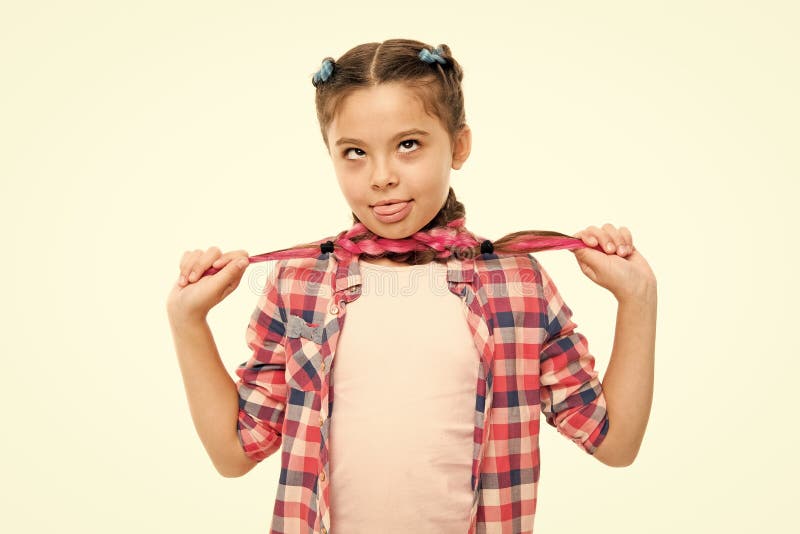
[266, 256, 338, 297]
[269, 257, 327, 282]
[471, 253, 549, 300]
[475, 252, 544, 280]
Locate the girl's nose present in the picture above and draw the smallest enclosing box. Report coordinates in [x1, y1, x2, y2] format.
[370, 158, 398, 189]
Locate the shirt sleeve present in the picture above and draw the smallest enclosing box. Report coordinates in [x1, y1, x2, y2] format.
[234, 260, 289, 463]
[533, 255, 610, 455]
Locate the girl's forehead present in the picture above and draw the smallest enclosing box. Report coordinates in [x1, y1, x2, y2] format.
[339, 84, 423, 115]
[330, 84, 442, 136]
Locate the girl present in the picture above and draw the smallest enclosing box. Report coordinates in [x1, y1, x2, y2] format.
[166, 39, 657, 534]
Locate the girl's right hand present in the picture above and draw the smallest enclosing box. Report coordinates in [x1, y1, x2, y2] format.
[166, 246, 250, 324]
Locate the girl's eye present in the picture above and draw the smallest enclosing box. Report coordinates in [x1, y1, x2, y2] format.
[344, 148, 366, 160]
[399, 139, 420, 153]
[343, 140, 420, 160]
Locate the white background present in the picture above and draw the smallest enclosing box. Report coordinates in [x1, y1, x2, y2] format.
[2, 1, 797, 532]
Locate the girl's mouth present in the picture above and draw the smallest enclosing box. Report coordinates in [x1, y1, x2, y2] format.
[371, 200, 413, 223]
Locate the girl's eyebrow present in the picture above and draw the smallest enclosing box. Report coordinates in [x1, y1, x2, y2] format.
[334, 128, 430, 147]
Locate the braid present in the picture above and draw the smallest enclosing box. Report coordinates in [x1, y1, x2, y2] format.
[199, 187, 600, 277]
[337, 218, 480, 262]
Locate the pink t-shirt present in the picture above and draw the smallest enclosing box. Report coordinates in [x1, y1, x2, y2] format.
[329, 258, 481, 533]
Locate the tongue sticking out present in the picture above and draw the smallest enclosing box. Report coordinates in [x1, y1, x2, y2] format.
[372, 201, 409, 215]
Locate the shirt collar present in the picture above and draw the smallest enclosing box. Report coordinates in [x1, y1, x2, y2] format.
[331, 251, 475, 293]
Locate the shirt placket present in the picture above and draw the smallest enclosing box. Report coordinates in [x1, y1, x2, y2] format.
[445, 257, 497, 534]
[317, 260, 362, 534]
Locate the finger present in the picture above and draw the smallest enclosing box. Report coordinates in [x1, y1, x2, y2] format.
[180, 249, 202, 274]
[229, 255, 249, 275]
[177, 251, 190, 286]
[607, 225, 632, 256]
[220, 266, 247, 299]
[221, 256, 249, 294]
[584, 226, 603, 249]
[212, 249, 249, 269]
[189, 246, 222, 282]
[588, 227, 614, 254]
[601, 223, 624, 254]
[179, 249, 204, 286]
[619, 226, 634, 252]
[211, 251, 233, 269]
[232, 251, 250, 268]
[586, 225, 602, 246]
[185, 247, 220, 283]
[576, 227, 600, 248]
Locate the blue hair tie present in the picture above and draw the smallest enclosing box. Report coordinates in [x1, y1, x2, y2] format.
[418, 46, 446, 65]
[313, 59, 335, 84]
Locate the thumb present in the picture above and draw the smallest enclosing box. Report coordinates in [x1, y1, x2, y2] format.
[219, 258, 249, 298]
[571, 248, 599, 280]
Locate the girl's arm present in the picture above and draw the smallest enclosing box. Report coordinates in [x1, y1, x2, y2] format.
[592, 281, 657, 467]
[569, 225, 657, 467]
[168, 315, 258, 477]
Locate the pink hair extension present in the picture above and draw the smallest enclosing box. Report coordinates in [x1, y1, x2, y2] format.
[200, 217, 603, 278]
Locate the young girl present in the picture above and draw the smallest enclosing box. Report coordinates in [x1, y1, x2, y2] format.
[166, 38, 657, 534]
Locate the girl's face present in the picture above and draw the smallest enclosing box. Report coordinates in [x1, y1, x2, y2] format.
[326, 82, 471, 240]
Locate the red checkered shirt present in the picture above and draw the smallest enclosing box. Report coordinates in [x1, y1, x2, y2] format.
[235, 250, 610, 533]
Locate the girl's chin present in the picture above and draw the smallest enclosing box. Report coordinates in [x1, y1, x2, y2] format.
[363, 219, 417, 239]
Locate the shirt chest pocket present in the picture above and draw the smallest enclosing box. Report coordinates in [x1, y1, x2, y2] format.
[284, 314, 326, 392]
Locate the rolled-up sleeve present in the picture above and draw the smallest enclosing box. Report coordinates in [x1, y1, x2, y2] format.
[234, 261, 288, 463]
[534, 256, 610, 455]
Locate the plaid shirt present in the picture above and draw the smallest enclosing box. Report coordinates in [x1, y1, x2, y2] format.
[235, 250, 610, 534]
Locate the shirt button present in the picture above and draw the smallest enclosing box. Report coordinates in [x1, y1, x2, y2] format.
[319, 416, 324, 427]
[320, 470, 326, 482]
[321, 527, 327, 534]
[330, 305, 339, 314]
[321, 360, 325, 372]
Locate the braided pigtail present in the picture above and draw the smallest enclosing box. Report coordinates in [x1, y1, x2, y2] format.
[204, 218, 592, 277]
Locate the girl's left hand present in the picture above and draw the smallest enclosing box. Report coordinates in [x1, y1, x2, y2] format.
[571, 224, 656, 301]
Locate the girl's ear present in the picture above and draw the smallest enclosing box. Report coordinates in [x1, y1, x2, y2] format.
[451, 125, 472, 170]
